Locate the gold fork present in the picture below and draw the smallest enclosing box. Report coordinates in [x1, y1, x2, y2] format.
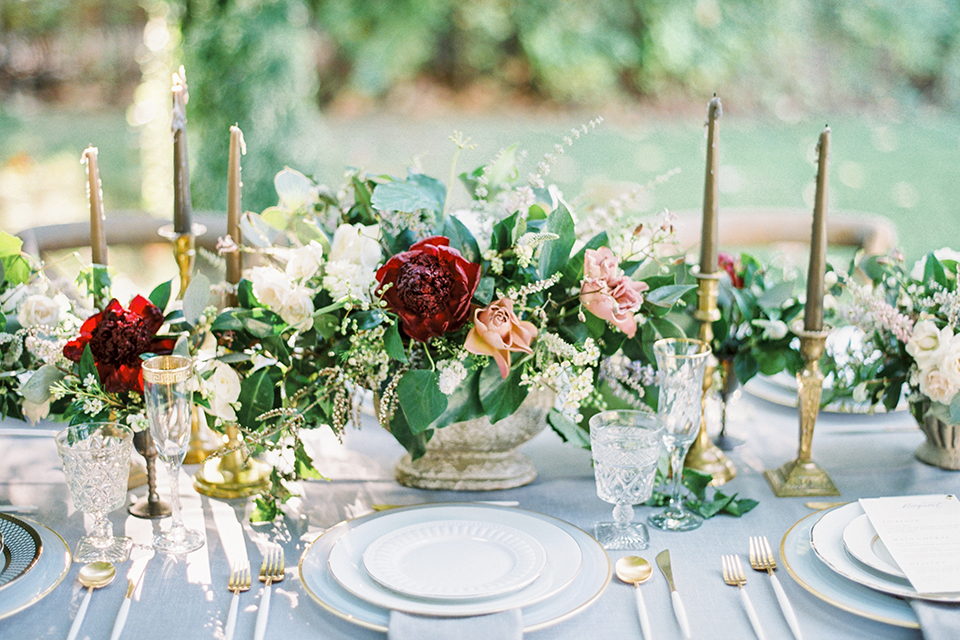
[722, 554, 766, 640]
[253, 548, 285, 640]
[749, 536, 803, 640]
[224, 562, 251, 640]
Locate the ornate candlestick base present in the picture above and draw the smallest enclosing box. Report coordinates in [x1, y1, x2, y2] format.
[193, 423, 271, 499]
[182, 407, 219, 465]
[687, 270, 736, 485]
[765, 328, 840, 497]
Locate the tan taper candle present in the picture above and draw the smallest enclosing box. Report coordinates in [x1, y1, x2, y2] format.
[699, 96, 722, 274]
[226, 125, 246, 285]
[82, 146, 107, 266]
[172, 66, 192, 235]
[804, 126, 830, 332]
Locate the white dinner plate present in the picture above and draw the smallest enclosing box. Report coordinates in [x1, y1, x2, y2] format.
[811, 502, 960, 603]
[361, 519, 548, 600]
[744, 373, 907, 415]
[0, 514, 42, 593]
[781, 508, 919, 628]
[302, 503, 609, 631]
[0, 518, 71, 620]
[842, 514, 905, 578]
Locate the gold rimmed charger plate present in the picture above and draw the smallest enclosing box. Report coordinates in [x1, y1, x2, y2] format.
[0, 513, 43, 594]
[0, 518, 70, 620]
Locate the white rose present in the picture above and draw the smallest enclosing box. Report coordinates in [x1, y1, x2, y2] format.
[250, 266, 291, 313]
[938, 334, 960, 389]
[17, 294, 60, 327]
[285, 240, 325, 282]
[323, 260, 377, 303]
[752, 318, 788, 341]
[919, 367, 959, 405]
[329, 223, 382, 271]
[21, 398, 50, 425]
[906, 320, 953, 368]
[205, 361, 242, 422]
[279, 286, 314, 331]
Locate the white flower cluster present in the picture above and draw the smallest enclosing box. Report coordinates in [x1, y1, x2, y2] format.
[907, 319, 960, 406]
[522, 334, 601, 422]
[437, 359, 468, 395]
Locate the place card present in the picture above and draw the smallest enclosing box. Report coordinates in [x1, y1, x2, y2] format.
[860, 495, 960, 594]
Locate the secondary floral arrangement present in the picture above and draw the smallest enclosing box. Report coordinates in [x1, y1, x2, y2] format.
[206, 127, 697, 517]
[836, 248, 960, 422]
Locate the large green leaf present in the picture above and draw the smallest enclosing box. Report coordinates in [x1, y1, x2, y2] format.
[397, 369, 447, 433]
[427, 368, 485, 429]
[149, 280, 173, 313]
[478, 362, 529, 423]
[19, 364, 66, 404]
[538, 203, 575, 281]
[79, 345, 99, 385]
[386, 408, 430, 460]
[236, 366, 282, 430]
[546, 409, 590, 448]
[182, 273, 211, 326]
[384, 322, 408, 362]
[924, 252, 948, 289]
[371, 180, 442, 214]
[645, 284, 696, 308]
[441, 215, 480, 263]
[274, 168, 312, 210]
[562, 231, 607, 288]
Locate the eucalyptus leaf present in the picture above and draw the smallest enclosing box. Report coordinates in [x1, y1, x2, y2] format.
[371, 180, 442, 213]
[182, 273, 211, 326]
[274, 167, 312, 210]
[18, 365, 66, 404]
[240, 212, 281, 248]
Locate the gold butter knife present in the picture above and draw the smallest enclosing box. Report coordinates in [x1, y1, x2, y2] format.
[656, 549, 691, 639]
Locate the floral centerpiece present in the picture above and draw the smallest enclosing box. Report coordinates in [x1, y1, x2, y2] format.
[837, 248, 960, 468]
[206, 128, 696, 516]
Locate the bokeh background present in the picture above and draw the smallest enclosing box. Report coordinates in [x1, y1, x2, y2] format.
[2, 0, 959, 286]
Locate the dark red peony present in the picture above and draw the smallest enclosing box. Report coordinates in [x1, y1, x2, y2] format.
[63, 295, 176, 394]
[718, 252, 744, 289]
[375, 236, 481, 342]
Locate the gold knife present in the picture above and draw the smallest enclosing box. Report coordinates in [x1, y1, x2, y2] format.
[656, 549, 691, 639]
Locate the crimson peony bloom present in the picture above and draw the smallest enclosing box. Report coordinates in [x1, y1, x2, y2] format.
[375, 236, 481, 342]
[464, 298, 538, 378]
[718, 252, 745, 289]
[63, 295, 176, 394]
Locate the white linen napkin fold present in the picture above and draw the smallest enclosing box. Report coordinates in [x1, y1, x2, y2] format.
[388, 608, 523, 640]
[910, 601, 960, 640]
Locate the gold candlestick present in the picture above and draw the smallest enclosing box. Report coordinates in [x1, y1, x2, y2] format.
[764, 328, 840, 497]
[193, 423, 270, 499]
[685, 270, 737, 485]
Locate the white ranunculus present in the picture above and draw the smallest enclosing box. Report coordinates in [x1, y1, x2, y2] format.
[279, 286, 314, 331]
[205, 361, 242, 422]
[938, 334, 960, 389]
[329, 223, 382, 271]
[17, 294, 60, 327]
[906, 320, 953, 368]
[250, 266, 291, 313]
[919, 366, 959, 405]
[285, 240, 325, 282]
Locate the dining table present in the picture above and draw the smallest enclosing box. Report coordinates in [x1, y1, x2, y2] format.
[0, 385, 946, 640]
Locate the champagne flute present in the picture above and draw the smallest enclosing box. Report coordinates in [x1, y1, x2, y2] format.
[55, 422, 133, 562]
[648, 338, 711, 532]
[143, 355, 204, 553]
[590, 410, 663, 549]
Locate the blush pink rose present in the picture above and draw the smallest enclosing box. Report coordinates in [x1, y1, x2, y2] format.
[464, 298, 538, 378]
[579, 247, 649, 339]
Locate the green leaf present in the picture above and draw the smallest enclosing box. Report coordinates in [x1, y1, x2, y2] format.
[484, 143, 520, 192]
[238, 279, 256, 308]
[182, 273, 211, 326]
[241, 212, 282, 248]
[1, 254, 30, 286]
[149, 280, 173, 312]
[371, 180, 442, 213]
[236, 366, 282, 430]
[681, 468, 714, 501]
[546, 409, 590, 447]
[19, 364, 66, 404]
[924, 252, 948, 288]
[274, 168, 312, 210]
[397, 370, 448, 433]
[426, 368, 485, 429]
[79, 345, 99, 385]
[757, 281, 795, 310]
[441, 215, 480, 263]
[491, 212, 522, 252]
[0, 230, 23, 257]
[294, 440, 325, 480]
[250, 496, 281, 523]
[474, 277, 495, 306]
[385, 408, 430, 460]
[949, 394, 960, 423]
[538, 203, 575, 281]
[645, 284, 696, 308]
[562, 231, 607, 288]
[478, 361, 529, 423]
[384, 322, 408, 362]
[313, 314, 339, 340]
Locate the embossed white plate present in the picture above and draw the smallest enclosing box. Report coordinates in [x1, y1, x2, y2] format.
[842, 514, 906, 578]
[0, 514, 42, 594]
[361, 519, 547, 600]
[0, 519, 70, 620]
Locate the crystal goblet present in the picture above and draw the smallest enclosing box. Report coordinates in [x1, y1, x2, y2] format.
[590, 410, 664, 549]
[143, 355, 204, 554]
[55, 422, 133, 563]
[648, 338, 711, 532]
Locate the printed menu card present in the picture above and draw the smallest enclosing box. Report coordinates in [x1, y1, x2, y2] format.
[859, 495, 960, 594]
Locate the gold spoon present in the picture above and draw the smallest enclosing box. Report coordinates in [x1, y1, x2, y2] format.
[616, 556, 654, 639]
[66, 561, 116, 640]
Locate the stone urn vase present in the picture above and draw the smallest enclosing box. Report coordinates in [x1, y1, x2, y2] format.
[911, 400, 960, 470]
[394, 390, 553, 490]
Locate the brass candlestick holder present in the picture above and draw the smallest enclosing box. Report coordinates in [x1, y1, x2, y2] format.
[765, 328, 840, 497]
[686, 270, 737, 485]
[193, 423, 271, 499]
[159, 223, 218, 465]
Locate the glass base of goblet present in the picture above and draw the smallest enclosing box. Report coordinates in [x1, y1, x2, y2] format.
[648, 506, 703, 532]
[594, 521, 651, 549]
[74, 535, 133, 563]
[154, 528, 205, 554]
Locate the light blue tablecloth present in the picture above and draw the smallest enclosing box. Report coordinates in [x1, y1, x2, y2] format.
[0, 391, 941, 639]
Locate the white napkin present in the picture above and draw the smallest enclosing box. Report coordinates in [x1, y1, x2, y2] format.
[909, 601, 960, 640]
[388, 609, 523, 640]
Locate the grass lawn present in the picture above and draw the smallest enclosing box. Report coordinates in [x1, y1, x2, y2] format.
[2, 103, 957, 274]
